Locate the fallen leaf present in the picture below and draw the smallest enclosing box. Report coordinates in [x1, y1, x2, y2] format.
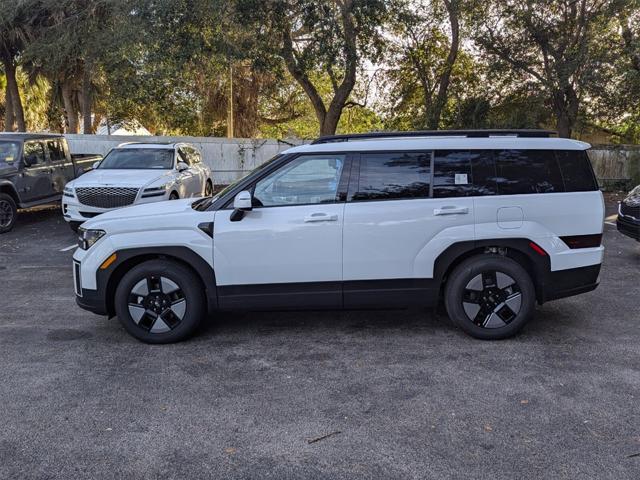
[520, 399, 529, 405]
[224, 447, 236, 455]
[484, 425, 493, 432]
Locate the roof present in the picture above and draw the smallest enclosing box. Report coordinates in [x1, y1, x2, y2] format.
[285, 136, 591, 155]
[0, 132, 63, 141]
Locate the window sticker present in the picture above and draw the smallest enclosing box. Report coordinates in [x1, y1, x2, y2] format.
[455, 173, 468, 185]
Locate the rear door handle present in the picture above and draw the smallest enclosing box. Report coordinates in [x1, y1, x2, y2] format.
[304, 213, 338, 223]
[434, 206, 469, 216]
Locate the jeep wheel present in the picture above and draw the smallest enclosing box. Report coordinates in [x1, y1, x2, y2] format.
[0, 193, 17, 234]
[114, 259, 206, 344]
[444, 255, 535, 340]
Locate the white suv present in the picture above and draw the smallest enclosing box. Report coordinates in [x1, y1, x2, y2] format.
[62, 142, 213, 231]
[72, 130, 604, 343]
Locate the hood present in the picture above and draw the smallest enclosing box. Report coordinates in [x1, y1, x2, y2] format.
[624, 185, 640, 207]
[69, 168, 173, 188]
[82, 198, 196, 227]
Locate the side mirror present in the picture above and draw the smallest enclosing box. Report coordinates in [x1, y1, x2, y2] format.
[230, 190, 252, 222]
[177, 161, 189, 172]
[92, 160, 101, 170]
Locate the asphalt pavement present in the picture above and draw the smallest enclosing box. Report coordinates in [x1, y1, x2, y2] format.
[0, 199, 638, 479]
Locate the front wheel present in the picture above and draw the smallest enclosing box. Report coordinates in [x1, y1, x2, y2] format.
[114, 259, 206, 343]
[0, 193, 17, 234]
[444, 255, 536, 340]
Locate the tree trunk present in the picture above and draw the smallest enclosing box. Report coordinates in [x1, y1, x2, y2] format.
[4, 81, 14, 132]
[81, 63, 92, 134]
[427, 0, 460, 130]
[552, 86, 579, 138]
[61, 79, 79, 133]
[3, 56, 25, 131]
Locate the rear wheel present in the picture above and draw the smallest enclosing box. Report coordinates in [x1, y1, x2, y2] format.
[444, 255, 535, 340]
[0, 193, 17, 234]
[114, 259, 206, 343]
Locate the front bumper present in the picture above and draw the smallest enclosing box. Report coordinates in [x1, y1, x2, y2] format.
[617, 215, 640, 241]
[75, 288, 108, 316]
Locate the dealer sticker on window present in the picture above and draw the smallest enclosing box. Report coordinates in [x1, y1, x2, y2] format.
[455, 173, 468, 185]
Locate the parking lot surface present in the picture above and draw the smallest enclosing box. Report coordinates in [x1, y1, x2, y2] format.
[1, 199, 639, 480]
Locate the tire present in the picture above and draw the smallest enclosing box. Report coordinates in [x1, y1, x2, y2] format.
[114, 259, 206, 344]
[444, 255, 536, 340]
[69, 221, 82, 233]
[0, 193, 17, 234]
[204, 180, 213, 197]
[169, 191, 179, 200]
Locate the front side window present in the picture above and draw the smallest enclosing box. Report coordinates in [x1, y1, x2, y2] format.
[495, 150, 564, 195]
[352, 152, 431, 201]
[23, 141, 46, 166]
[0, 141, 20, 167]
[98, 148, 175, 169]
[253, 154, 345, 207]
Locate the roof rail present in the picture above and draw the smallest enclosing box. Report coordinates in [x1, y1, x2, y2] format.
[312, 129, 556, 144]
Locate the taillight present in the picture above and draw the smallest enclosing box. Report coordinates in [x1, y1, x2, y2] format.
[560, 234, 602, 249]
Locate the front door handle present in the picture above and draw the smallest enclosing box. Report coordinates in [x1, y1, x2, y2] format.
[434, 206, 469, 216]
[304, 213, 338, 223]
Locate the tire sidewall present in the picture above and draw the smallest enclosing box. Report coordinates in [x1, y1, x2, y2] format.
[0, 193, 17, 233]
[445, 255, 536, 340]
[114, 260, 205, 344]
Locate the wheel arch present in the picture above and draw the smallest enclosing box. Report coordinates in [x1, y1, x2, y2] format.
[433, 239, 550, 304]
[99, 247, 216, 316]
[0, 181, 20, 204]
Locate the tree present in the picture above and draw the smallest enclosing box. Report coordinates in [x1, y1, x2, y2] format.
[473, 0, 626, 138]
[386, 0, 462, 129]
[0, 1, 34, 131]
[237, 0, 386, 136]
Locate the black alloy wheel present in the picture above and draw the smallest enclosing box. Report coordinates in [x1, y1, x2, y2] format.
[127, 275, 187, 333]
[461, 271, 522, 328]
[0, 193, 17, 233]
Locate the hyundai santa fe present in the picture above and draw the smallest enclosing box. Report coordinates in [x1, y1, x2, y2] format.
[71, 130, 605, 343]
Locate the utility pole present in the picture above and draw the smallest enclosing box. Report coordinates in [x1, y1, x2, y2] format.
[227, 63, 234, 138]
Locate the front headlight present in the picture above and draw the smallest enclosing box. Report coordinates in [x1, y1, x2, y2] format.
[63, 186, 75, 198]
[78, 227, 106, 250]
[141, 184, 170, 198]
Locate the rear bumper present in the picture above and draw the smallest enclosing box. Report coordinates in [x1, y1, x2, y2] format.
[539, 263, 601, 303]
[617, 215, 640, 241]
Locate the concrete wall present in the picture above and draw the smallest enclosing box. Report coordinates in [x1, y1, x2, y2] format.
[65, 135, 305, 185]
[66, 134, 640, 190]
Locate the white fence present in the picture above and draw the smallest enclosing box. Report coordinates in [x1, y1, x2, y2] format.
[65, 135, 305, 185]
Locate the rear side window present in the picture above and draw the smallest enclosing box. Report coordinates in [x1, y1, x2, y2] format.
[555, 150, 598, 191]
[495, 150, 564, 195]
[47, 139, 66, 162]
[352, 152, 431, 201]
[434, 150, 500, 197]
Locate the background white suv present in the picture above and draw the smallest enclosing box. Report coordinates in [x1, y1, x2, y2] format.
[62, 142, 213, 231]
[71, 130, 605, 343]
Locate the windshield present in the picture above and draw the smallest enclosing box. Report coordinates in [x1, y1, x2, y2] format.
[0, 141, 20, 167]
[98, 148, 174, 169]
[192, 154, 284, 211]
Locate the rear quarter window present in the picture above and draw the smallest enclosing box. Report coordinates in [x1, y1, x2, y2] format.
[495, 150, 564, 195]
[555, 150, 598, 192]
